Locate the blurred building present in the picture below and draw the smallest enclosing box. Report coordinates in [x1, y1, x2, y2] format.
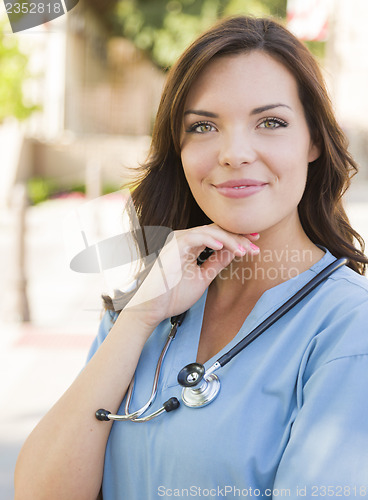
[1, 0, 165, 206]
[326, 0, 368, 179]
[288, 0, 368, 181]
[3, 0, 368, 208]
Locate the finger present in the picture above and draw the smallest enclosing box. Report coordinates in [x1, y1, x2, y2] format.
[193, 226, 256, 256]
[177, 232, 224, 257]
[156, 232, 224, 285]
[245, 232, 260, 241]
[198, 247, 239, 284]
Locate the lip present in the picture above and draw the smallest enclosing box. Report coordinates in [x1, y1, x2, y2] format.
[215, 179, 267, 188]
[213, 179, 268, 199]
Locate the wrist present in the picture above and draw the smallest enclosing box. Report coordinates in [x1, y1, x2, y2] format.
[114, 307, 162, 341]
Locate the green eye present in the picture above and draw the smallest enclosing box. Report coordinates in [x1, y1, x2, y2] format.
[259, 117, 288, 129]
[187, 121, 215, 134]
[264, 120, 277, 128]
[198, 124, 212, 133]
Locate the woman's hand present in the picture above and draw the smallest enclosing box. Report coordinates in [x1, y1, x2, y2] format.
[123, 224, 260, 329]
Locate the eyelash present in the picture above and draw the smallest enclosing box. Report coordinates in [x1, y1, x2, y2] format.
[186, 121, 215, 134]
[258, 117, 288, 129]
[186, 117, 288, 134]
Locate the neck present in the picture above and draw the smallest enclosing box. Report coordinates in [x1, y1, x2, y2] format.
[211, 216, 325, 303]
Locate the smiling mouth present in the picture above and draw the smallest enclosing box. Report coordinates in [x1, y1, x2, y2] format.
[214, 178, 268, 188]
[213, 183, 268, 198]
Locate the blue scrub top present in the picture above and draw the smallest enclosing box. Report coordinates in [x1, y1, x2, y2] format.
[87, 249, 368, 499]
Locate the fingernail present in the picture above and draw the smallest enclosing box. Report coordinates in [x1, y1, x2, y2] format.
[238, 244, 246, 253]
[250, 233, 259, 237]
[250, 243, 260, 252]
[214, 239, 223, 248]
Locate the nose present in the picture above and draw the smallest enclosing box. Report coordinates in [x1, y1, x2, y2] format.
[218, 128, 257, 168]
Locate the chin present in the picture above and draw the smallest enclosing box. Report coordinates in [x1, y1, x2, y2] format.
[215, 220, 258, 235]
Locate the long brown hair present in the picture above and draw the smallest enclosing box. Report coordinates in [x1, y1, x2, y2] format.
[104, 16, 367, 311]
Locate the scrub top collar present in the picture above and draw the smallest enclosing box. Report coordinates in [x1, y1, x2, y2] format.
[161, 246, 336, 390]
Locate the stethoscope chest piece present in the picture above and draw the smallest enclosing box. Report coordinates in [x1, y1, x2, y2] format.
[178, 363, 220, 408]
[95, 258, 348, 422]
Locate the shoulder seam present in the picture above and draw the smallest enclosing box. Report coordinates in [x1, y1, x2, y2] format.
[327, 273, 368, 296]
[323, 352, 368, 367]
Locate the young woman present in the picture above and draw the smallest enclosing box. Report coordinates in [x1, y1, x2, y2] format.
[15, 15, 368, 500]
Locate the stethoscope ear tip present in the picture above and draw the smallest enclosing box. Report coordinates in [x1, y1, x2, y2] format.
[163, 397, 180, 412]
[95, 409, 111, 421]
[95, 257, 347, 421]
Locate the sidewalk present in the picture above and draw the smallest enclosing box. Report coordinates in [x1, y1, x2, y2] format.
[0, 323, 95, 499]
[0, 183, 367, 499]
[0, 195, 116, 499]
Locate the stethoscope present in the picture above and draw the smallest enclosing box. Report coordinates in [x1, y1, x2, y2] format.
[95, 256, 348, 423]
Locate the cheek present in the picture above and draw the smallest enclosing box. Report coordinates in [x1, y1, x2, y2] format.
[181, 145, 214, 185]
[269, 141, 310, 183]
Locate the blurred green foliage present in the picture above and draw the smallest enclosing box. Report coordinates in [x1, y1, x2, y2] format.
[27, 177, 61, 205]
[305, 40, 326, 62]
[0, 18, 39, 123]
[111, 0, 287, 68]
[27, 177, 122, 205]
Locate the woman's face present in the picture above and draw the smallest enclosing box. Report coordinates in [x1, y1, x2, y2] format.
[180, 51, 320, 235]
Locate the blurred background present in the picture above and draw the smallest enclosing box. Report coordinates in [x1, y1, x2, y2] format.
[0, 0, 367, 497]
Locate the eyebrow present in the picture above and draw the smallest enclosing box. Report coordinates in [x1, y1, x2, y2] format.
[183, 103, 292, 118]
[250, 103, 292, 115]
[183, 109, 219, 118]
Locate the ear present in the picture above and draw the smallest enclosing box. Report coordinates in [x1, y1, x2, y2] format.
[308, 141, 321, 163]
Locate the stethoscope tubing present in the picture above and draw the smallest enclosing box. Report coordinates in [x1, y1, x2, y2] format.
[95, 257, 348, 423]
[123, 321, 179, 421]
[96, 313, 186, 423]
[216, 256, 348, 368]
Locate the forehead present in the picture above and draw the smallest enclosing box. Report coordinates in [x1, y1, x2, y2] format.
[184, 51, 301, 110]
